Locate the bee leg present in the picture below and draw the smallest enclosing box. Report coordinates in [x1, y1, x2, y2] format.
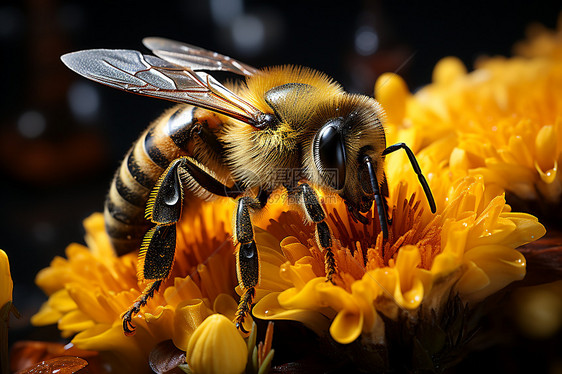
[362, 156, 390, 240]
[296, 183, 337, 284]
[123, 158, 186, 335]
[382, 143, 437, 213]
[233, 196, 261, 333]
[380, 173, 391, 226]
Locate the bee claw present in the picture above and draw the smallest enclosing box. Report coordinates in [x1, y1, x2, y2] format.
[121, 280, 162, 335]
[235, 321, 249, 334]
[234, 287, 255, 334]
[122, 312, 137, 336]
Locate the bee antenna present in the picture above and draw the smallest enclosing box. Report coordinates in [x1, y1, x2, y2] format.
[382, 143, 436, 213]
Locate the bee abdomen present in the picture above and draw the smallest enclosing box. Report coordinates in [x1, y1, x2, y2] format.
[105, 105, 200, 255]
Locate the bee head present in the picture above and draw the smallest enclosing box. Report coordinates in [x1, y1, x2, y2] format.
[304, 94, 387, 221]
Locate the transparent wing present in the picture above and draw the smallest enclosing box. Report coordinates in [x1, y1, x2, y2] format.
[60, 49, 262, 125]
[143, 37, 259, 76]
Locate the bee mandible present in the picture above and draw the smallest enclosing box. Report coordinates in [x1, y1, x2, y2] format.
[61, 38, 436, 335]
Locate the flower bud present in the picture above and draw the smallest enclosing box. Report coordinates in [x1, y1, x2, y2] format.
[186, 314, 247, 374]
[0, 250, 12, 308]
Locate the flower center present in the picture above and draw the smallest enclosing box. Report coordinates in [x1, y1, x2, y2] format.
[267, 191, 443, 291]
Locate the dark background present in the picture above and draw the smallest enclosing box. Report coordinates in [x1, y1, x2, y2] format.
[1, 0, 561, 371]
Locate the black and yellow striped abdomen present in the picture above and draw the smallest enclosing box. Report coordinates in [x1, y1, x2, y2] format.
[104, 105, 228, 255]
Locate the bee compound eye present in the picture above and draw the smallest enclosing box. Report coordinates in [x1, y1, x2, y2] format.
[315, 122, 347, 190]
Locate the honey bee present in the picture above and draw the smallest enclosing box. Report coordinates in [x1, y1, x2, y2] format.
[61, 38, 436, 335]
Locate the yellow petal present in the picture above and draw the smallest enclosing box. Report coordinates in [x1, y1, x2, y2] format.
[31, 302, 64, 326]
[58, 310, 96, 333]
[186, 314, 247, 374]
[317, 282, 358, 311]
[172, 299, 214, 352]
[535, 160, 558, 184]
[506, 135, 534, 168]
[350, 278, 381, 334]
[466, 196, 517, 248]
[432, 57, 467, 84]
[279, 259, 318, 289]
[66, 285, 115, 324]
[395, 246, 421, 290]
[450, 148, 470, 176]
[213, 293, 253, 333]
[535, 125, 558, 174]
[455, 261, 490, 294]
[83, 213, 114, 260]
[277, 278, 332, 310]
[73, 322, 152, 373]
[48, 289, 78, 313]
[459, 245, 526, 302]
[431, 251, 462, 278]
[0, 250, 12, 308]
[258, 260, 293, 292]
[391, 245, 425, 309]
[280, 238, 312, 265]
[498, 213, 546, 247]
[34, 245, 87, 296]
[252, 293, 331, 336]
[330, 309, 363, 344]
[144, 305, 176, 343]
[164, 276, 204, 307]
[212, 293, 238, 319]
[440, 219, 470, 262]
[375, 72, 409, 124]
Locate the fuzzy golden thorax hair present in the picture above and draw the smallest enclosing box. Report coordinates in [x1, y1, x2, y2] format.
[223, 65, 346, 190]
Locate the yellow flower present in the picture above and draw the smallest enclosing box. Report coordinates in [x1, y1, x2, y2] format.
[32, 199, 284, 372]
[251, 35, 548, 354]
[513, 15, 562, 60]
[375, 23, 562, 213]
[254, 157, 545, 346]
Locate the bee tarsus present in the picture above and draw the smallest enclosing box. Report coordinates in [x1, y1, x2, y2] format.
[234, 287, 256, 334]
[122, 279, 162, 335]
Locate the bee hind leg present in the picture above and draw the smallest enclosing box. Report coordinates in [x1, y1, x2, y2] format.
[295, 183, 337, 283]
[122, 158, 187, 335]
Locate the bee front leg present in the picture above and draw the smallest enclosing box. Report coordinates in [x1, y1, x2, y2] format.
[233, 196, 261, 334]
[296, 183, 337, 283]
